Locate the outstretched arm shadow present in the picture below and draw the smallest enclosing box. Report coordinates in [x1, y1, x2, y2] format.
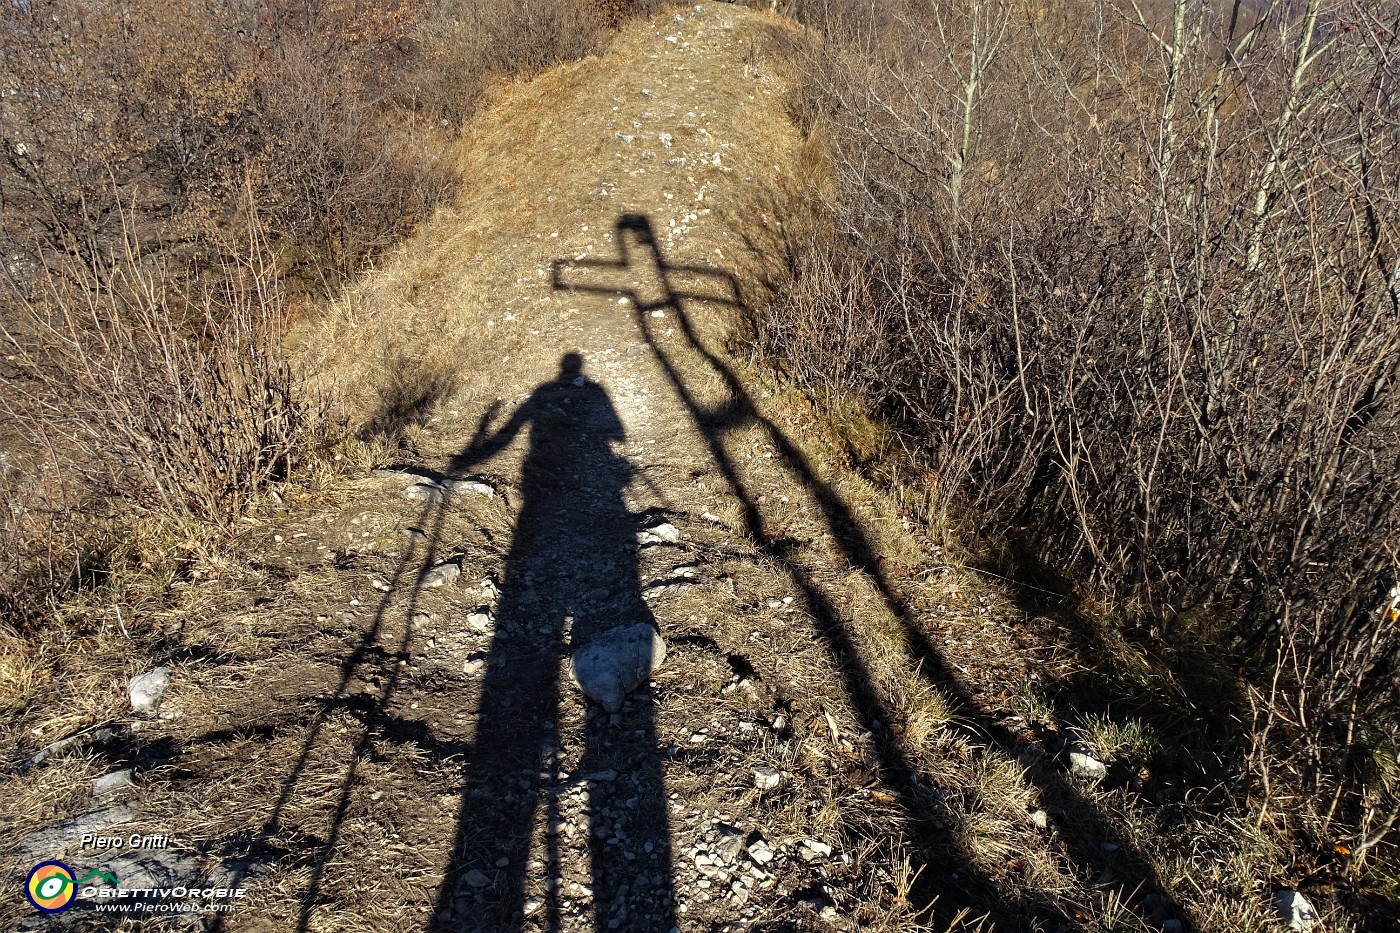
[449, 398, 525, 475]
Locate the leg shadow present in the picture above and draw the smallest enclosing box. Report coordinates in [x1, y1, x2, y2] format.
[209, 460, 458, 932]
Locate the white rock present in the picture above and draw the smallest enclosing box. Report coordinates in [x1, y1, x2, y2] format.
[800, 839, 832, 860]
[447, 479, 495, 499]
[569, 624, 667, 713]
[467, 611, 493, 632]
[1274, 890, 1318, 931]
[129, 668, 172, 714]
[747, 840, 774, 864]
[422, 561, 461, 588]
[1069, 749, 1108, 781]
[637, 522, 681, 545]
[752, 765, 781, 791]
[464, 869, 491, 889]
[404, 482, 445, 502]
[93, 769, 134, 800]
[659, 132, 673, 149]
[1030, 809, 1049, 830]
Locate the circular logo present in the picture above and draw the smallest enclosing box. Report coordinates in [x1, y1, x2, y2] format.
[26, 861, 77, 913]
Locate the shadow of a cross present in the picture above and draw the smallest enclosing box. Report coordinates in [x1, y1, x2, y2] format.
[552, 214, 757, 437]
[552, 214, 743, 316]
[551, 212, 1187, 932]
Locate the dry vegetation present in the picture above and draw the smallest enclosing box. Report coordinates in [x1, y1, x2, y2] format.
[0, 0, 669, 619]
[749, 0, 1400, 926]
[5, 0, 1400, 930]
[0, 0, 675, 809]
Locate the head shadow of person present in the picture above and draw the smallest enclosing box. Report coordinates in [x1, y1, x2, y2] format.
[426, 352, 677, 932]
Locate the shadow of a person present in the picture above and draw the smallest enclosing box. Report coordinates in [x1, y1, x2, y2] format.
[428, 352, 676, 932]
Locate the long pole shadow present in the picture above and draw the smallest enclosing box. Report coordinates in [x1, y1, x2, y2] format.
[554, 213, 1187, 930]
[209, 471, 458, 932]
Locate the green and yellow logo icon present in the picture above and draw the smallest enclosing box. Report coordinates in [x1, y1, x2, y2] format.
[25, 861, 77, 913]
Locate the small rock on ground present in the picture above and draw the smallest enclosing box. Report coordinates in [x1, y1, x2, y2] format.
[93, 769, 135, 800]
[129, 668, 173, 714]
[1068, 749, 1108, 781]
[447, 479, 495, 498]
[752, 765, 781, 790]
[404, 482, 446, 502]
[637, 522, 681, 545]
[1274, 889, 1318, 931]
[422, 561, 462, 588]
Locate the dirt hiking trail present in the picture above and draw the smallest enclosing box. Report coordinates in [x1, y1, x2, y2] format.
[5, 6, 1144, 933]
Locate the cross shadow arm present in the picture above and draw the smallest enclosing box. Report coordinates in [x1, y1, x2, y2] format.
[552, 213, 748, 312]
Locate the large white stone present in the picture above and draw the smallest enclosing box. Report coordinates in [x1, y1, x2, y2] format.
[129, 668, 172, 714]
[1274, 889, 1318, 931]
[447, 479, 494, 499]
[637, 522, 681, 546]
[1068, 749, 1108, 781]
[569, 624, 666, 713]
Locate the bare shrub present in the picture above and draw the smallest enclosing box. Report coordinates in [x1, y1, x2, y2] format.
[257, 36, 453, 286]
[0, 0, 260, 272]
[0, 449, 70, 635]
[0, 0, 450, 292]
[413, 0, 618, 127]
[767, 0, 1400, 858]
[3, 222, 325, 527]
